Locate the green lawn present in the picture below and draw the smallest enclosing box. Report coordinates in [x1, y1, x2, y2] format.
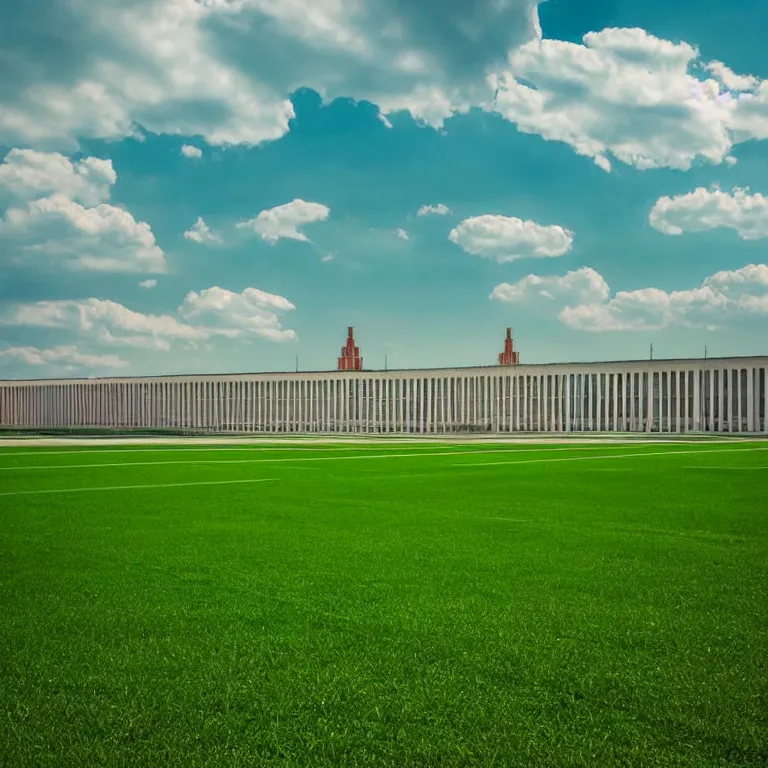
[1, 441, 767, 767]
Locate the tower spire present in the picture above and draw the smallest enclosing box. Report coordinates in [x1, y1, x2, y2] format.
[498, 327, 520, 366]
[337, 326, 363, 370]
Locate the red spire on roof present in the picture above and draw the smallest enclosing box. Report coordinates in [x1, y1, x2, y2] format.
[498, 327, 520, 366]
[338, 326, 363, 370]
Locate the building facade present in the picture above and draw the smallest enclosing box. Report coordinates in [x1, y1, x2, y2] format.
[1, 356, 767, 434]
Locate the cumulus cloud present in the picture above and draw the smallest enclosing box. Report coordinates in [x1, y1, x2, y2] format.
[396, 228, 409, 240]
[0, 149, 116, 206]
[0, 0, 542, 150]
[2, 286, 298, 351]
[0, 194, 167, 273]
[491, 263, 768, 331]
[0, 148, 166, 274]
[181, 144, 203, 158]
[179, 286, 297, 342]
[490, 267, 610, 303]
[0, 345, 128, 369]
[417, 203, 452, 216]
[236, 199, 330, 244]
[449, 214, 573, 262]
[139, 279, 158, 289]
[649, 186, 768, 240]
[183, 216, 221, 244]
[489, 27, 768, 171]
[0, 0, 295, 150]
[3, 2, 768, 174]
[4, 298, 205, 352]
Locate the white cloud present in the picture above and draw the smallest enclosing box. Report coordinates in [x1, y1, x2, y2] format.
[417, 203, 452, 216]
[490, 267, 609, 303]
[649, 186, 768, 240]
[321, 253, 335, 262]
[491, 263, 768, 331]
[181, 144, 203, 158]
[0, 345, 128, 369]
[183, 216, 221, 244]
[0, 149, 115, 206]
[396, 228, 409, 240]
[0, 194, 167, 273]
[1, 286, 298, 353]
[0, 0, 542, 150]
[139, 279, 158, 289]
[4, 298, 205, 348]
[705, 61, 761, 93]
[236, 199, 330, 244]
[449, 214, 573, 262]
[0, 0, 296, 150]
[179, 286, 297, 342]
[489, 27, 768, 171]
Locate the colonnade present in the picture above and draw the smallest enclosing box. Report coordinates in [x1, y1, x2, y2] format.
[1, 358, 766, 433]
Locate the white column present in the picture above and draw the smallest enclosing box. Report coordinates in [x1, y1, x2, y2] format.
[411, 378, 416, 433]
[539, 374, 544, 431]
[627, 375, 633, 432]
[645, 372, 652, 433]
[638, 370, 644, 432]
[511, 376, 516, 430]
[413, 377, 419, 433]
[255, 381, 261, 432]
[692, 368, 701, 431]
[597, 371, 610, 432]
[549, 374, 555, 431]
[763, 367, 768, 434]
[579, 373, 585, 431]
[529, 374, 534, 431]
[736, 368, 743, 433]
[424, 377, 431, 434]
[609, 372, 616, 431]
[310, 380, 314, 432]
[321, 380, 326, 432]
[746, 367, 754, 432]
[381, 378, 387, 434]
[437, 377, 443, 433]
[717, 369, 724, 433]
[656, 372, 663, 433]
[673, 370, 679, 433]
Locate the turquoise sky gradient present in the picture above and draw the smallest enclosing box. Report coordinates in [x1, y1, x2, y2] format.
[1, 0, 767, 377]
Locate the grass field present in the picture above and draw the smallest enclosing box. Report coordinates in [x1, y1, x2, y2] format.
[1, 440, 767, 767]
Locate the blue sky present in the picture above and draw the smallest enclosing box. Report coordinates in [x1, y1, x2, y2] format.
[1, 0, 767, 378]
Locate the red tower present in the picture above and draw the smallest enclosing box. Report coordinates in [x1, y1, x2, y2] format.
[337, 326, 363, 370]
[498, 327, 520, 366]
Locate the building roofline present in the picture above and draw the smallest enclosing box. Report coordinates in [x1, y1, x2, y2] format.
[2, 354, 767, 384]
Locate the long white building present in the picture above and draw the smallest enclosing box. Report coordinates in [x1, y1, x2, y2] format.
[1, 356, 766, 434]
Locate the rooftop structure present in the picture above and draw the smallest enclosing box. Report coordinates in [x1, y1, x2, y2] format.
[498, 328, 520, 366]
[338, 326, 363, 371]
